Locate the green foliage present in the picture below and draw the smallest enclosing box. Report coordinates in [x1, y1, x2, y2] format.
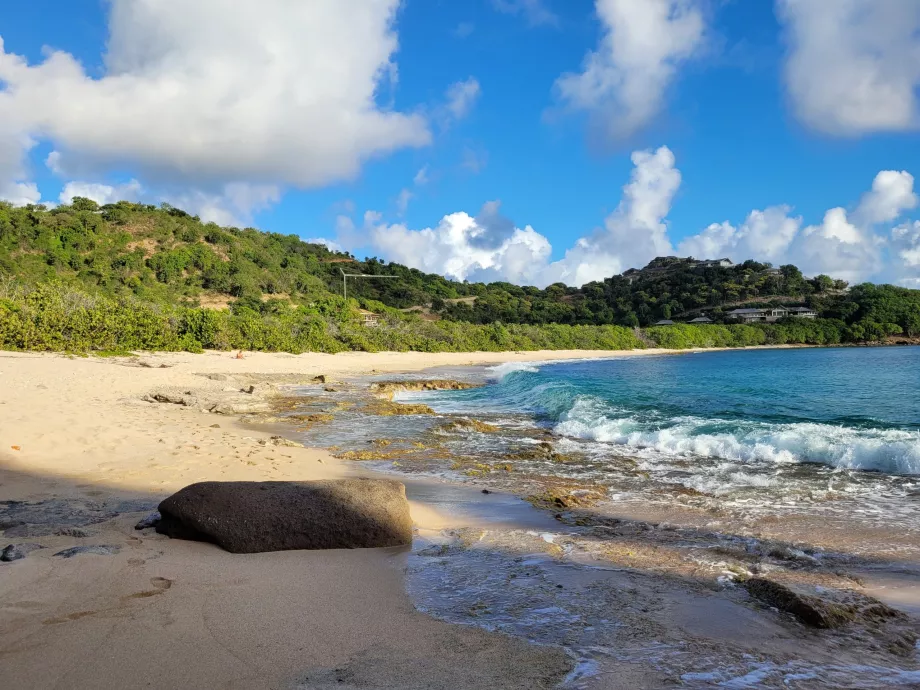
[0, 200, 918, 354]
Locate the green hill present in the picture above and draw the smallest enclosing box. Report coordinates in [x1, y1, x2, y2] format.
[1, 198, 918, 353]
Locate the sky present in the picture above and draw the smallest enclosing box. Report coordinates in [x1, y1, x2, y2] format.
[1, 0, 920, 288]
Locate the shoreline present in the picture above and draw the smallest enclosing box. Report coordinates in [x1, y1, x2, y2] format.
[1, 346, 709, 690]
[3, 347, 920, 688]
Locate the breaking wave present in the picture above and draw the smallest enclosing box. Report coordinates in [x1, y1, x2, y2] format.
[554, 395, 920, 476]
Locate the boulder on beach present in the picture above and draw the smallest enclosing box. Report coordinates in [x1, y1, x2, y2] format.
[156, 479, 413, 554]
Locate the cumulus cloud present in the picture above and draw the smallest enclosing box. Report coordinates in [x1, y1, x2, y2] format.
[541, 146, 680, 285]
[678, 206, 802, 263]
[554, 0, 706, 139]
[0, 130, 39, 205]
[778, 0, 920, 136]
[351, 149, 917, 289]
[343, 146, 680, 287]
[305, 237, 344, 252]
[366, 200, 552, 284]
[59, 179, 142, 206]
[890, 221, 920, 286]
[163, 184, 282, 227]
[0, 0, 430, 208]
[678, 170, 919, 284]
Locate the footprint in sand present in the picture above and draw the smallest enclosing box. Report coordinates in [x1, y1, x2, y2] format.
[122, 577, 173, 601]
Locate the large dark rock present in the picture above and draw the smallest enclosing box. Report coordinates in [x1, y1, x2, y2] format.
[156, 479, 413, 554]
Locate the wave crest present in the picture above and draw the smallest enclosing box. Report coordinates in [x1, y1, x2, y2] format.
[554, 396, 920, 475]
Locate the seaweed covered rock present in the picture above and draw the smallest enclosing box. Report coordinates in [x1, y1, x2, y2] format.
[156, 479, 413, 553]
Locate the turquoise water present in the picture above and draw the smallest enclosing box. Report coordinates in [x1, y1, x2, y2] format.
[409, 347, 920, 476]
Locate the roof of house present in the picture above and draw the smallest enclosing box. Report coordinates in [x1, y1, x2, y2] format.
[357, 309, 378, 316]
[689, 316, 712, 322]
[654, 319, 675, 325]
[727, 308, 768, 314]
[787, 306, 816, 312]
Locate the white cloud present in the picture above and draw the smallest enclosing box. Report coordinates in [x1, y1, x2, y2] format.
[305, 237, 344, 252]
[853, 170, 918, 225]
[413, 166, 429, 186]
[554, 0, 706, 139]
[443, 77, 481, 123]
[678, 169, 919, 284]
[164, 183, 281, 227]
[492, 0, 559, 27]
[344, 145, 681, 288]
[778, 0, 920, 136]
[678, 206, 802, 262]
[356, 150, 918, 289]
[367, 201, 552, 284]
[891, 221, 920, 285]
[0, 130, 40, 205]
[59, 179, 142, 206]
[542, 146, 680, 285]
[0, 0, 430, 206]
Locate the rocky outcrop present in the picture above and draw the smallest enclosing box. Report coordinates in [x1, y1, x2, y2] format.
[369, 379, 482, 396]
[156, 479, 413, 553]
[744, 578, 907, 629]
[364, 401, 435, 416]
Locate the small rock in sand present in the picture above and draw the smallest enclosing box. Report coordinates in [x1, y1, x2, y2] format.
[312, 375, 327, 384]
[1, 543, 45, 562]
[210, 423, 221, 428]
[134, 512, 162, 530]
[53, 545, 121, 559]
[204, 373, 228, 381]
[54, 527, 92, 538]
[240, 385, 256, 394]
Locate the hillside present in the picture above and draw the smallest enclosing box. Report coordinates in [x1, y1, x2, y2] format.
[1, 197, 919, 353]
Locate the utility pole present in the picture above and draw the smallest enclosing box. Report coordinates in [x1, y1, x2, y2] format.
[340, 269, 398, 301]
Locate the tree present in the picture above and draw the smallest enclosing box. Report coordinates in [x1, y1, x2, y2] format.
[70, 197, 100, 212]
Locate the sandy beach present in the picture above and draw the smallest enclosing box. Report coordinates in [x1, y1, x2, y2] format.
[3, 346, 920, 689]
[0, 347, 670, 690]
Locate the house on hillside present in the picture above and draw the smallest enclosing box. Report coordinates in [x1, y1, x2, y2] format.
[787, 306, 817, 319]
[358, 309, 380, 327]
[693, 258, 734, 270]
[727, 306, 816, 323]
[689, 316, 713, 323]
[654, 319, 675, 326]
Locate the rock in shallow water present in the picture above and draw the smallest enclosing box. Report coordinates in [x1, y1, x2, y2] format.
[744, 577, 906, 629]
[1, 543, 45, 562]
[156, 479, 413, 554]
[53, 545, 121, 558]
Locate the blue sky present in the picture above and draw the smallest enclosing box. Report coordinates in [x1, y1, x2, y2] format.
[1, 0, 919, 287]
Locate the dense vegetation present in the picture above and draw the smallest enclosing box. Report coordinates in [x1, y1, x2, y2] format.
[1, 199, 918, 354]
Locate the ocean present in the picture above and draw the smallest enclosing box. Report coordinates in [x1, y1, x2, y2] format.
[286, 346, 920, 687]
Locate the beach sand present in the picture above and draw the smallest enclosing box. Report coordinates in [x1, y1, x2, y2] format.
[0, 348, 668, 690]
